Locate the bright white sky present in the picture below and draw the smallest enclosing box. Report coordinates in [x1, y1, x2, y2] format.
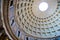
[39, 2, 48, 11]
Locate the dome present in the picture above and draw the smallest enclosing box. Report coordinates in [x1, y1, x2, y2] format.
[1, 0, 60, 40]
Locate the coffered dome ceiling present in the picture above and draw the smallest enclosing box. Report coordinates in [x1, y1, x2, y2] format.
[1, 0, 60, 40]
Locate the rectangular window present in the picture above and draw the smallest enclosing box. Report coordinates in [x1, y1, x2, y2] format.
[10, 0, 13, 6]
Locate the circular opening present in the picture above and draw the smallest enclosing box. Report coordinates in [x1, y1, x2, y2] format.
[39, 2, 48, 11]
